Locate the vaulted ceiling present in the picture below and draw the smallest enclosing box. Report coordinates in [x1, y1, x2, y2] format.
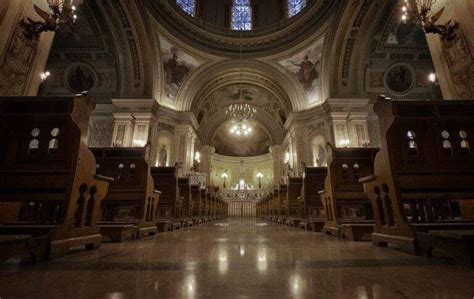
[41, 0, 436, 153]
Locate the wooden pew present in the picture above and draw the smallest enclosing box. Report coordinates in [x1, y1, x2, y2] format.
[0, 95, 112, 259]
[178, 177, 194, 227]
[320, 144, 378, 241]
[190, 184, 202, 224]
[298, 166, 327, 232]
[91, 146, 160, 242]
[269, 188, 277, 221]
[200, 188, 209, 222]
[360, 98, 474, 257]
[150, 166, 183, 231]
[278, 184, 288, 224]
[286, 177, 304, 227]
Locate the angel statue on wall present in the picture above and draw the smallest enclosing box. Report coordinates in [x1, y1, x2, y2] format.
[21, 0, 77, 39]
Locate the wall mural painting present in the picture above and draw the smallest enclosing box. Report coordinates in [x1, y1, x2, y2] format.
[384, 64, 414, 94]
[65, 63, 96, 93]
[213, 121, 271, 157]
[279, 36, 324, 104]
[160, 36, 202, 102]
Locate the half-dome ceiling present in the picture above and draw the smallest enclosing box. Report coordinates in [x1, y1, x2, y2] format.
[212, 120, 272, 157]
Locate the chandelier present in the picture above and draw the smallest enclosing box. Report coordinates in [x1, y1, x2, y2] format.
[22, 0, 77, 38]
[400, 0, 459, 42]
[226, 31, 257, 137]
[230, 122, 253, 136]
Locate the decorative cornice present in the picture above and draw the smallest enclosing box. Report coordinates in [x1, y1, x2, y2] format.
[145, 0, 340, 58]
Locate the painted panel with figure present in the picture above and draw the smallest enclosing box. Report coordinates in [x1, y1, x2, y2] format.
[279, 36, 324, 105]
[160, 36, 202, 103]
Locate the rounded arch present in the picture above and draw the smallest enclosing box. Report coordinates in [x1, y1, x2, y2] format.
[156, 130, 175, 167]
[178, 59, 305, 112]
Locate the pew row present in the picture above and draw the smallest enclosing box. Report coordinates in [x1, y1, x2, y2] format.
[360, 98, 474, 260]
[0, 95, 112, 260]
[178, 177, 194, 227]
[298, 166, 327, 231]
[277, 184, 288, 224]
[320, 145, 378, 241]
[286, 177, 304, 227]
[151, 166, 183, 231]
[91, 146, 160, 242]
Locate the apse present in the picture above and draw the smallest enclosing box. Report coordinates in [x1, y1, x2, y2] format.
[212, 120, 272, 157]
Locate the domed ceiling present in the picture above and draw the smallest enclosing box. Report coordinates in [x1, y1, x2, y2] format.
[212, 120, 272, 157]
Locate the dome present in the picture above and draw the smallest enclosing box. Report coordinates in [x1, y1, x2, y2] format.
[175, 0, 308, 30]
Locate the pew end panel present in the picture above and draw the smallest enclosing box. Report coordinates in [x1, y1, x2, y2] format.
[321, 145, 378, 239]
[360, 98, 474, 255]
[0, 95, 113, 259]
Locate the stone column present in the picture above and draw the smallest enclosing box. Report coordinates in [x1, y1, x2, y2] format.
[269, 145, 284, 187]
[422, 0, 474, 99]
[200, 145, 216, 186]
[0, 0, 55, 96]
[175, 124, 197, 176]
[111, 113, 134, 147]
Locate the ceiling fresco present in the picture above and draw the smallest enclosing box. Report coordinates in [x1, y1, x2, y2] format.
[279, 36, 325, 105]
[160, 36, 203, 103]
[195, 84, 287, 126]
[212, 121, 272, 157]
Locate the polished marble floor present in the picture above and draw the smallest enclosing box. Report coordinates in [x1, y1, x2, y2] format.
[0, 218, 473, 299]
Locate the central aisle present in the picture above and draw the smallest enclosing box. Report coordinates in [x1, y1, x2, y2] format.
[0, 219, 473, 298]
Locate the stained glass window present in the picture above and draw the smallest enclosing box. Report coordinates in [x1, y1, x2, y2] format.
[288, 0, 306, 17]
[232, 0, 252, 31]
[176, 0, 195, 16]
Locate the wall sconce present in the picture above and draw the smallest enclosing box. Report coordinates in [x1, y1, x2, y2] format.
[22, 1, 78, 39]
[132, 139, 146, 147]
[401, 0, 459, 42]
[284, 152, 290, 163]
[221, 173, 228, 189]
[194, 151, 201, 163]
[256, 172, 264, 189]
[340, 139, 350, 148]
[40, 71, 50, 82]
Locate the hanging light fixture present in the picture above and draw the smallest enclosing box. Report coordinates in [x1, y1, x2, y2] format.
[225, 29, 257, 137]
[399, 0, 459, 42]
[22, 0, 78, 38]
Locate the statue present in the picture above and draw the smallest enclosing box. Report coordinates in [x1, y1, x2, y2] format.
[159, 145, 168, 166]
[316, 145, 326, 167]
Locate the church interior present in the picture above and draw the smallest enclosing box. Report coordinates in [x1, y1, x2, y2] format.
[1, 0, 474, 298]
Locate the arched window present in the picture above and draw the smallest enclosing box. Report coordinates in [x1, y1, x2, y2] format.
[176, 0, 195, 16]
[232, 0, 252, 31]
[288, 0, 306, 17]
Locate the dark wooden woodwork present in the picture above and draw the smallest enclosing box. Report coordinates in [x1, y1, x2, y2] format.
[298, 166, 327, 231]
[191, 184, 202, 224]
[270, 188, 279, 221]
[150, 166, 183, 231]
[0, 95, 112, 259]
[360, 98, 474, 254]
[320, 144, 378, 240]
[178, 177, 194, 227]
[286, 177, 303, 227]
[0, 235, 49, 263]
[278, 184, 288, 223]
[201, 188, 209, 222]
[91, 146, 160, 241]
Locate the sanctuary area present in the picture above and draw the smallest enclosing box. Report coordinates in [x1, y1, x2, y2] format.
[0, 0, 473, 298]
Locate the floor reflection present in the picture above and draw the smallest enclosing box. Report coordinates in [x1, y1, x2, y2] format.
[0, 218, 473, 299]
